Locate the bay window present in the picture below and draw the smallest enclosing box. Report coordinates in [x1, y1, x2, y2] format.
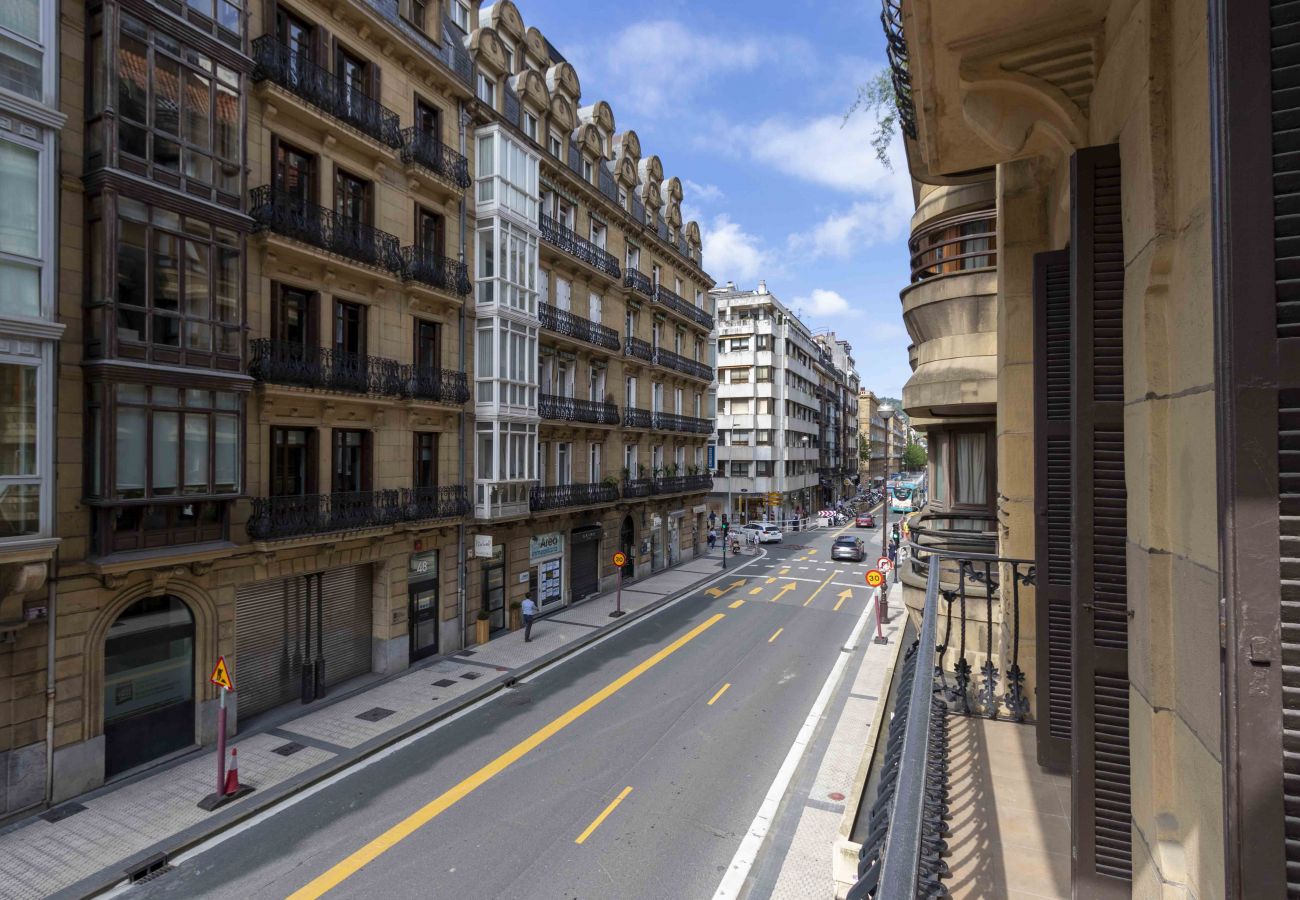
[0, 139, 40, 319]
[474, 317, 537, 411]
[0, 0, 44, 102]
[0, 361, 40, 538]
[475, 218, 538, 315]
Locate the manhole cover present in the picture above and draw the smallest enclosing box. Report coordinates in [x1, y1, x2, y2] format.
[433, 678, 457, 688]
[272, 742, 306, 757]
[355, 707, 395, 722]
[41, 802, 86, 823]
[460, 671, 481, 680]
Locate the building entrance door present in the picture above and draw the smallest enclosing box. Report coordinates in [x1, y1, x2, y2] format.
[103, 596, 194, 778]
[408, 587, 439, 661]
[483, 562, 506, 632]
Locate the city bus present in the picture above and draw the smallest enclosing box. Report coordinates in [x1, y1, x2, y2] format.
[890, 474, 926, 513]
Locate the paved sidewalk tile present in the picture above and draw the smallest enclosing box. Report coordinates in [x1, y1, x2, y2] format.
[0, 551, 738, 900]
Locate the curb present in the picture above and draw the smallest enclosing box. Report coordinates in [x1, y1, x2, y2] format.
[61, 549, 769, 900]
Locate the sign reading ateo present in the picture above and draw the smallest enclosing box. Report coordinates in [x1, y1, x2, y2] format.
[865, 569, 884, 588]
[209, 655, 234, 691]
[612, 551, 627, 568]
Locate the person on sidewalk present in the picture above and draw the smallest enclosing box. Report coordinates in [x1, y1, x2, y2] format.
[708, 527, 717, 551]
[522, 595, 537, 642]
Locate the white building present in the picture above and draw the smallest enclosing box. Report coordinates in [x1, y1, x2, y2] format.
[710, 281, 822, 522]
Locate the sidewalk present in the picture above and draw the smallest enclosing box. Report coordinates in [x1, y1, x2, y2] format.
[0, 550, 755, 900]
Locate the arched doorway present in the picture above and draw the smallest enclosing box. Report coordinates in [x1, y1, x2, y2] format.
[620, 516, 635, 580]
[103, 595, 195, 778]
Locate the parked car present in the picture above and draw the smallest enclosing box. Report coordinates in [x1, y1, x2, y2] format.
[740, 522, 784, 544]
[831, 535, 866, 562]
[856, 512, 876, 528]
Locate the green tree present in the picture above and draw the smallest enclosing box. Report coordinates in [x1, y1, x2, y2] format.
[859, 434, 871, 463]
[902, 441, 928, 470]
[845, 68, 901, 171]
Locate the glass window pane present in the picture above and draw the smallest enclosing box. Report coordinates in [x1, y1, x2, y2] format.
[152, 410, 178, 495]
[0, 363, 36, 476]
[0, 141, 37, 258]
[184, 414, 208, 492]
[153, 231, 179, 310]
[0, 260, 38, 318]
[0, 483, 38, 537]
[118, 34, 148, 123]
[184, 70, 211, 149]
[214, 413, 237, 492]
[155, 54, 181, 136]
[116, 407, 147, 498]
[215, 246, 238, 322]
[0, 0, 39, 41]
[184, 240, 209, 317]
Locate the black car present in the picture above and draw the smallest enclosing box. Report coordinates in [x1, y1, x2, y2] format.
[831, 535, 866, 562]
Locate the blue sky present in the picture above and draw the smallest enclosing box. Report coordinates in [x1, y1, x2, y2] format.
[514, 0, 916, 398]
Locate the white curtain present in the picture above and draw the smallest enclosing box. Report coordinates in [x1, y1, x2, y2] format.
[955, 432, 987, 505]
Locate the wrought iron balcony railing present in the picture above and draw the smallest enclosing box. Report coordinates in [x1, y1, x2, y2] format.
[399, 127, 472, 188]
[653, 346, 714, 382]
[250, 36, 402, 148]
[653, 285, 714, 330]
[880, 0, 918, 141]
[653, 475, 688, 494]
[624, 269, 654, 298]
[623, 407, 653, 428]
[682, 473, 714, 492]
[529, 481, 620, 511]
[539, 213, 621, 279]
[538, 301, 621, 351]
[622, 478, 654, 498]
[249, 186, 402, 273]
[847, 523, 1034, 899]
[625, 336, 655, 363]
[402, 485, 470, 522]
[408, 365, 470, 404]
[401, 247, 472, 296]
[250, 339, 407, 396]
[652, 412, 715, 435]
[539, 393, 621, 425]
[247, 490, 404, 540]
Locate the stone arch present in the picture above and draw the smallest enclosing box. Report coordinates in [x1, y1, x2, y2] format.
[511, 69, 549, 110]
[579, 100, 615, 135]
[486, 0, 525, 42]
[638, 155, 663, 187]
[82, 578, 220, 741]
[546, 61, 581, 102]
[575, 122, 603, 157]
[469, 27, 508, 75]
[614, 130, 641, 165]
[524, 27, 549, 65]
[666, 201, 683, 228]
[664, 176, 684, 205]
[615, 155, 638, 187]
[685, 220, 702, 249]
[549, 92, 576, 133]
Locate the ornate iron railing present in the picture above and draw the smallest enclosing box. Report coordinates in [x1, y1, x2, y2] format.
[403, 485, 470, 522]
[880, 0, 918, 141]
[653, 346, 713, 382]
[624, 269, 654, 298]
[652, 412, 715, 434]
[400, 127, 472, 188]
[682, 473, 713, 492]
[538, 393, 620, 425]
[247, 490, 404, 540]
[622, 478, 654, 498]
[653, 285, 714, 330]
[250, 36, 402, 147]
[847, 529, 1035, 899]
[249, 186, 402, 272]
[408, 365, 470, 404]
[249, 339, 407, 396]
[401, 246, 472, 295]
[539, 213, 621, 279]
[529, 481, 619, 511]
[654, 475, 688, 494]
[538, 301, 621, 351]
[625, 336, 654, 363]
[623, 407, 653, 428]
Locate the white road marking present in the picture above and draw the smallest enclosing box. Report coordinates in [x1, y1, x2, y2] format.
[712, 594, 875, 900]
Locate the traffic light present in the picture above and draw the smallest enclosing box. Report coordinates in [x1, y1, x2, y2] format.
[721, 521, 729, 535]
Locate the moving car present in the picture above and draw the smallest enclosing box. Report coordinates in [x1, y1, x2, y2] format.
[740, 522, 783, 544]
[855, 512, 876, 528]
[831, 535, 866, 562]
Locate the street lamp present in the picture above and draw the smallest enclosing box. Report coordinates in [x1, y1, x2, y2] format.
[879, 403, 895, 567]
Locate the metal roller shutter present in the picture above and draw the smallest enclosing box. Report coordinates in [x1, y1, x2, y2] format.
[320, 564, 372, 690]
[570, 527, 601, 603]
[235, 576, 308, 719]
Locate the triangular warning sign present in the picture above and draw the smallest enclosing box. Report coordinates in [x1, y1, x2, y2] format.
[209, 656, 234, 690]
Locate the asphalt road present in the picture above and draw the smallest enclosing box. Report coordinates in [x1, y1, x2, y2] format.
[132, 519, 885, 900]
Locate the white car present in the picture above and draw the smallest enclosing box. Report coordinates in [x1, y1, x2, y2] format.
[741, 523, 783, 544]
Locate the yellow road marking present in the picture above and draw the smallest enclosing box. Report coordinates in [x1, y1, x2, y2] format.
[766, 577, 776, 584]
[806, 549, 817, 555]
[705, 579, 747, 599]
[729, 599, 744, 609]
[772, 583, 796, 603]
[768, 627, 783, 643]
[707, 683, 732, 706]
[833, 588, 853, 612]
[803, 570, 841, 607]
[748, 586, 764, 595]
[286, 613, 726, 899]
[575, 786, 633, 845]
[779, 567, 790, 575]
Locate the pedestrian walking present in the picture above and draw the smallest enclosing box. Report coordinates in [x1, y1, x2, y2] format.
[708, 528, 717, 551]
[521, 595, 537, 642]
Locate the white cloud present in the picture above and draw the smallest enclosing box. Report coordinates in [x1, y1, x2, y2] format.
[683, 179, 724, 203]
[701, 214, 771, 282]
[792, 289, 860, 318]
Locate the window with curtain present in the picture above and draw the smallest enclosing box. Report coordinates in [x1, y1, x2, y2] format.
[0, 139, 39, 318]
[954, 431, 987, 506]
[931, 433, 946, 504]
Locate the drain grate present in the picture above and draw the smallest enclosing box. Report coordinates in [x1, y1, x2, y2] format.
[433, 678, 457, 688]
[355, 707, 395, 722]
[272, 741, 306, 757]
[460, 671, 481, 680]
[456, 649, 476, 657]
[41, 802, 86, 823]
[127, 853, 171, 884]
[134, 864, 176, 885]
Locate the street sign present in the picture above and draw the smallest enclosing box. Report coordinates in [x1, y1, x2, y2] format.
[877, 556, 892, 571]
[865, 569, 884, 588]
[612, 551, 627, 567]
[209, 656, 234, 691]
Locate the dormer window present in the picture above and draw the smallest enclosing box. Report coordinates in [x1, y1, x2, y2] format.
[582, 156, 593, 182]
[450, 0, 470, 31]
[618, 187, 628, 207]
[523, 111, 538, 141]
[548, 131, 563, 158]
[502, 41, 515, 73]
[476, 72, 495, 107]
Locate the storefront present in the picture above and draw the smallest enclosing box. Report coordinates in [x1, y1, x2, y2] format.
[482, 544, 506, 633]
[651, 514, 665, 572]
[569, 524, 603, 602]
[529, 531, 565, 612]
[667, 511, 684, 566]
[408, 550, 441, 662]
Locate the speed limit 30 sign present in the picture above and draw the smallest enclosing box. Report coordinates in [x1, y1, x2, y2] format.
[865, 569, 885, 588]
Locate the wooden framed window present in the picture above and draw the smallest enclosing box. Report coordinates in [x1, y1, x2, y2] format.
[270, 426, 315, 496]
[414, 432, 438, 488]
[332, 428, 371, 493]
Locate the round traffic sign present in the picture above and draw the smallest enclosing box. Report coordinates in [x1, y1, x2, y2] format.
[877, 556, 892, 571]
[865, 569, 884, 588]
[612, 551, 627, 567]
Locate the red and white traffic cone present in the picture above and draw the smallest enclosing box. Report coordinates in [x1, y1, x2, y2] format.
[223, 746, 240, 796]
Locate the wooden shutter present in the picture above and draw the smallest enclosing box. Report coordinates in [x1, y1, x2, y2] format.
[1033, 248, 1073, 772]
[1070, 143, 1131, 893]
[1210, 1, 1290, 894]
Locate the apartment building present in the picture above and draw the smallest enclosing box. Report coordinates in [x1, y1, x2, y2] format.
[39, 0, 712, 804]
[841, 2, 1280, 898]
[0, 0, 63, 818]
[711, 281, 825, 522]
[857, 388, 905, 482]
[814, 331, 861, 499]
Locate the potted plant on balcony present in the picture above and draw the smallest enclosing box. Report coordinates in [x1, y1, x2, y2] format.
[509, 600, 522, 631]
[664, 463, 679, 477]
[475, 608, 491, 645]
[620, 466, 631, 482]
[601, 474, 620, 490]
[687, 464, 700, 476]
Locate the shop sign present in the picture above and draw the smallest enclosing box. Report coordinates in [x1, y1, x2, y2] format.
[530, 531, 563, 563]
[474, 535, 494, 558]
[693, 504, 707, 514]
[409, 550, 440, 578]
[537, 557, 563, 607]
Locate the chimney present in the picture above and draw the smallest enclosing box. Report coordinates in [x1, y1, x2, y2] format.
[726, 280, 736, 290]
[757, 279, 767, 294]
